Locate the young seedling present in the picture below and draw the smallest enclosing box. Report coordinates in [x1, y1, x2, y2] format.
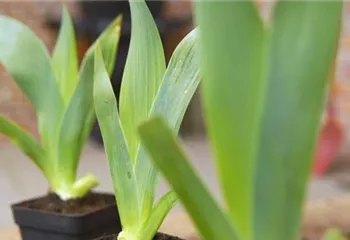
[93, 1, 200, 239]
[0, 7, 121, 200]
[139, 1, 343, 240]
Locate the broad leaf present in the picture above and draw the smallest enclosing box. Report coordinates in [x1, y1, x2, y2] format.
[58, 16, 122, 183]
[0, 16, 63, 151]
[254, 2, 343, 240]
[0, 115, 46, 175]
[134, 28, 201, 222]
[194, 2, 265, 239]
[119, 0, 166, 161]
[138, 190, 178, 240]
[139, 118, 237, 240]
[93, 45, 139, 228]
[51, 6, 78, 103]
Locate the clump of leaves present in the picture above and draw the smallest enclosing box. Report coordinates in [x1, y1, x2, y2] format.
[93, 1, 200, 239]
[139, 1, 343, 240]
[0, 7, 121, 200]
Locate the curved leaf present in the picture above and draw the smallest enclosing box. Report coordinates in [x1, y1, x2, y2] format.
[93, 45, 139, 228]
[0, 115, 46, 174]
[138, 118, 237, 240]
[57, 16, 122, 183]
[135, 28, 200, 222]
[0, 16, 63, 150]
[119, 0, 166, 161]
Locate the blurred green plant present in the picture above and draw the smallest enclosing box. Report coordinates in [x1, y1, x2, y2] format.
[323, 229, 346, 240]
[93, 0, 200, 239]
[0, 7, 121, 200]
[139, 1, 343, 240]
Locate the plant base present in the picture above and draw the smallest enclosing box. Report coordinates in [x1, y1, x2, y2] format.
[11, 192, 121, 240]
[94, 232, 187, 240]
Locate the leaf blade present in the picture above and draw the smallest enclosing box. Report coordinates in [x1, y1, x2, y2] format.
[119, 0, 166, 161]
[51, 6, 79, 103]
[93, 44, 139, 228]
[139, 118, 237, 240]
[135, 28, 201, 223]
[254, 2, 343, 240]
[58, 16, 122, 183]
[0, 16, 63, 150]
[138, 190, 178, 240]
[0, 115, 46, 174]
[194, 2, 265, 239]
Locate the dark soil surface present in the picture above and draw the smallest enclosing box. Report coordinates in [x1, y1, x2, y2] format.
[18, 192, 115, 214]
[95, 233, 185, 240]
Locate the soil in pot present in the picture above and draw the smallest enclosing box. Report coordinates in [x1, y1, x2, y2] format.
[20, 192, 113, 214]
[12, 192, 121, 240]
[95, 232, 186, 240]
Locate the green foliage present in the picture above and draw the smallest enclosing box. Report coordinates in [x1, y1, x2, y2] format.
[139, 1, 343, 240]
[93, 1, 201, 239]
[0, 7, 121, 200]
[322, 229, 346, 240]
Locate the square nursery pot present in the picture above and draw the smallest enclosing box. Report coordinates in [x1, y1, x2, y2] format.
[11, 192, 121, 240]
[94, 232, 187, 240]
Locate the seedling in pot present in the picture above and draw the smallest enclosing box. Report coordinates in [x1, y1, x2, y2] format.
[93, 1, 200, 239]
[139, 1, 343, 240]
[0, 7, 121, 200]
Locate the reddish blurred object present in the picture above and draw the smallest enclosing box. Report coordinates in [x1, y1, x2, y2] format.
[312, 94, 344, 176]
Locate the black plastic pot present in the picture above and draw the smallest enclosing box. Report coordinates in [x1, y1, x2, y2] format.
[11, 193, 121, 240]
[94, 232, 186, 240]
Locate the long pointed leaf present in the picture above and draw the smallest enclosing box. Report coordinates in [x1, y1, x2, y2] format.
[58, 16, 122, 183]
[119, 0, 166, 161]
[0, 115, 46, 174]
[139, 118, 237, 240]
[51, 6, 78, 103]
[93, 45, 139, 228]
[138, 190, 178, 240]
[194, 2, 265, 240]
[135, 28, 200, 222]
[0, 16, 63, 151]
[254, 2, 343, 240]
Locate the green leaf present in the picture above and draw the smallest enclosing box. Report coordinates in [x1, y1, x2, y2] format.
[194, 2, 265, 240]
[139, 118, 237, 240]
[138, 190, 178, 240]
[0, 115, 46, 175]
[322, 229, 345, 240]
[254, 2, 343, 240]
[134, 28, 201, 223]
[57, 16, 122, 184]
[93, 44, 139, 228]
[119, 0, 166, 161]
[51, 6, 79, 104]
[0, 16, 63, 151]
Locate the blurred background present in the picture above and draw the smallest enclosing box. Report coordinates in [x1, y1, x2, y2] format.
[1, 0, 350, 232]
